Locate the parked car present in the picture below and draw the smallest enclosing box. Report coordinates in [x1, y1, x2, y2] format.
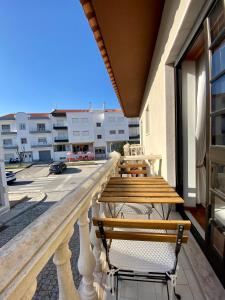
[5, 171, 16, 184]
[9, 158, 20, 164]
[49, 161, 67, 174]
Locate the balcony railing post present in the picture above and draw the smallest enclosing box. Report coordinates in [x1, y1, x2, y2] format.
[78, 209, 98, 300]
[53, 227, 80, 300]
[90, 194, 104, 273]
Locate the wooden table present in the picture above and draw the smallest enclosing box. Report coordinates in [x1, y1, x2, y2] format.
[98, 176, 184, 219]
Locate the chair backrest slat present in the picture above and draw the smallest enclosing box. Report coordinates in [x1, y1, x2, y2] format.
[93, 217, 191, 230]
[96, 230, 189, 243]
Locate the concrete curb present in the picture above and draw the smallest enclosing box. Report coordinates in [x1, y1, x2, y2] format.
[5, 163, 33, 174]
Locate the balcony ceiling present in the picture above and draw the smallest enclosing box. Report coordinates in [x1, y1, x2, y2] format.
[81, 0, 164, 117]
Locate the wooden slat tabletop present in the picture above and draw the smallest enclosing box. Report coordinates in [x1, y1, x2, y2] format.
[104, 187, 175, 192]
[110, 176, 163, 180]
[100, 176, 183, 205]
[102, 191, 179, 197]
[99, 197, 184, 204]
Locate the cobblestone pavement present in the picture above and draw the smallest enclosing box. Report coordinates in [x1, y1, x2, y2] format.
[34, 224, 81, 300]
[0, 201, 86, 299]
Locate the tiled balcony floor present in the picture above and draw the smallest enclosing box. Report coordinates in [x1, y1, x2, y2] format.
[103, 212, 225, 300]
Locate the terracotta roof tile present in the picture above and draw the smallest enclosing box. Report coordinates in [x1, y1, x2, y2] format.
[28, 113, 50, 118]
[0, 113, 15, 120]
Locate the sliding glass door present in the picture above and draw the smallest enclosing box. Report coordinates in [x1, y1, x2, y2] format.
[175, 0, 225, 285]
[206, 0, 225, 283]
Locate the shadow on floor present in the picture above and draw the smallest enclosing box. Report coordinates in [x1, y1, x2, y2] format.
[9, 180, 34, 186]
[61, 167, 82, 174]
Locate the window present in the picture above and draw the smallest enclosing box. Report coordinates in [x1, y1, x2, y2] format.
[21, 138, 27, 144]
[2, 124, 10, 132]
[96, 122, 101, 127]
[97, 134, 102, 139]
[109, 130, 116, 134]
[38, 137, 47, 144]
[82, 131, 89, 136]
[54, 145, 66, 152]
[118, 130, 125, 134]
[19, 123, 26, 130]
[3, 139, 12, 145]
[37, 123, 46, 132]
[73, 131, 80, 136]
[72, 118, 79, 124]
[95, 148, 105, 154]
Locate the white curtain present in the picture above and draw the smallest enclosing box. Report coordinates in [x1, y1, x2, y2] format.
[196, 56, 206, 205]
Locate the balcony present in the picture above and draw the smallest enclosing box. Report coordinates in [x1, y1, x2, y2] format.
[0, 152, 223, 300]
[53, 124, 68, 130]
[3, 144, 17, 149]
[31, 142, 52, 148]
[54, 136, 69, 143]
[1, 130, 17, 135]
[29, 128, 51, 133]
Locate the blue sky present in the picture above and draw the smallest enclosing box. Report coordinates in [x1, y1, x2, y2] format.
[0, 0, 119, 115]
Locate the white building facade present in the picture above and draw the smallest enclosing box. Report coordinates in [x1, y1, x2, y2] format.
[0, 109, 138, 161]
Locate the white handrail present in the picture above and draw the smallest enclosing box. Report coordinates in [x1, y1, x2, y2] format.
[0, 151, 120, 300]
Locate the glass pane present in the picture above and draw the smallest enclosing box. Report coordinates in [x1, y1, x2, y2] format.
[212, 164, 225, 194]
[211, 74, 225, 111]
[209, 0, 225, 43]
[211, 113, 225, 145]
[212, 40, 225, 78]
[214, 196, 225, 226]
[212, 219, 225, 257]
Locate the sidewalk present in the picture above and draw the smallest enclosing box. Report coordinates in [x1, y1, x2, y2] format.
[0, 192, 46, 225]
[5, 163, 33, 174]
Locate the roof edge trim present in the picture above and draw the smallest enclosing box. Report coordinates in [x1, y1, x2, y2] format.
[80, 0, 125, 113]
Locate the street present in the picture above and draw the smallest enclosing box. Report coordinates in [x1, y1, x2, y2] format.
[8, 163, 102, 201]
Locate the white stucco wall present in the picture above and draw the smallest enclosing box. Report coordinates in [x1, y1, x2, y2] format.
[139, 0, 206, 185]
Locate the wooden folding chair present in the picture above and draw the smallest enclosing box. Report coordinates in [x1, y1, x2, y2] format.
[93, 217, 191, 300]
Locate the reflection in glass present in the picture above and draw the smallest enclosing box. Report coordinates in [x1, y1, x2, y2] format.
[211, 74, 225, 111]
[214, 196, 225, 226]
[212, 114, 225, 145]
[209, 0, 225, 43]
[213, 164, 225, 194]
[212, 41, 225, 78]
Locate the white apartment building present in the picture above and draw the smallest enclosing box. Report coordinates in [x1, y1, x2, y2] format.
[0, 109, 139, 161]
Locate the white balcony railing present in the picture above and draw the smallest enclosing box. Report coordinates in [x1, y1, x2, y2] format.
[123, 143, 144, 156]
[29, 127, 52, 133]
[31, 142, 52, 148]
[0, 152, 120, 299]
[1, 130, 17, 135]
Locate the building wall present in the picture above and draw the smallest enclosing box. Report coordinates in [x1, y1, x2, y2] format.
[104, 112, 129, 142]
[67, 112, 95, 144]
[0, 110, 135, 161]
[139, 0, 206, 185]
